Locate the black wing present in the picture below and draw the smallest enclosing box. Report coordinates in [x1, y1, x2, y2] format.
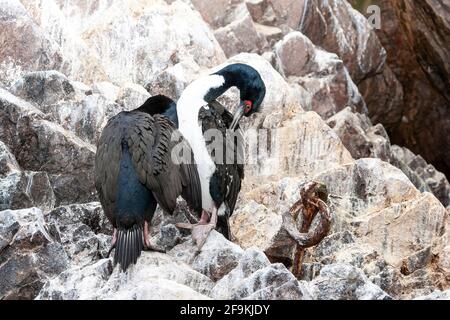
[95, 111, 202, 225]
[199, 100, 244, 238]
[126, 112, 202, 214]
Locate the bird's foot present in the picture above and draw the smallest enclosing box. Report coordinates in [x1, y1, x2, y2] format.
[143, 221, 166, 253]
[106, 228, 118, 258]
[175, 209, 217, 249]
[175, 209, 210, 230]
[191, 223, 216, 249]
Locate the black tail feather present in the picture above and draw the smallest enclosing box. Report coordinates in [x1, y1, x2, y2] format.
[114, 225, 144, 271]
[216, 215, 231, 240]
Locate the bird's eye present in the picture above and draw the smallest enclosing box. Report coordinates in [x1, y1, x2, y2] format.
[244, 100, 252, 114]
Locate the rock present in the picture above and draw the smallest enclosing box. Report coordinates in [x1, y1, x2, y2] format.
[170, 231, 244, 281]
[0, 88, 97, 205]
[315, 159, 420, 224]
[274, 31, 315, 77]
[299, 0, 404, 159]
[191, 0, 243, 29]
[391, 145, 450, 206]
[307, 263, 392, 300]
[301, 0, 385, 83]
[0, 141, 20, 177]
[414, 290, 450, 301]
[38, 252, 214, 300]
[145, 59, 201, 100]
[327, 107, 391, 161]
[214, 10, 267, 57]
[355, 0, 450, 178]
[115, 83, 150, 111]
[0, 171, 56, 211]
[19, 0, 226, 85]
[10, 71, 75, 107]
[92, 82, 120, 102]
[254, 23, 283, 47]
[355, 192, 447, 268]
[245, 0, 306, 29]
[274, 32, 367, 118]
[37, 259, 114, 300]
[0, 207, 69, 299]
[211, 248, 311, 299]
[46, 203, 112, 266]
[0, 0, 62, 74]
[10, 71, 122, 143]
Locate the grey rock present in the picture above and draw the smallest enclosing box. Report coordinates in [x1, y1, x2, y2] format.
[307, 263, 392, 300]
[46, 202, 112, 265]
[170, 231, 244, 281]
[0, 88, 97, 205]
[211, 248, 311, 299]
[0, 141, 20, 177]
[10, 70, 75, 107]
[391, 145, 450, 206]
[0, 170, 56, 211]
[0, 207, 69, 299]
[214, 10, 267, 58]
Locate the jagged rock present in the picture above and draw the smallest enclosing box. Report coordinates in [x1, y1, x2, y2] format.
[46, 203, 112, 266]
[274, 31, 315, 77]
[0, 141, 20, 177]
[214, 10, 267, 57]
[390, 145, 450, 206]
[145, 59, 201, 101]
[301, 0, 385, 83]
[274, 32, 367, 118]
[245, 0, 306, 29]
[354, 192, 447, 267]
[10, 71, 75, 107]
[10, 71, 122, 143]
[299, 0, 404, 158]
[38, 252, 214, 300]
[37, 259, 114, 300]
[0, 207, 69, 299]
[19, 0, 226, 85]
[0, 0, 62, 73]
[211, 248, 311, 299]
[327, 107, 391, 161]
[191, 0, 243, 29]
[307, 263, 391, 300]
[254, 23, 283, 47]
[170, 231, 244, 281]
[115, 83, 150, 111]
[0, 88, 96, 205]
[364, 0, 450, 178]
[92, 82, 120, 102]
[0, 171, 56, 211]
[315, 159, 419, 224]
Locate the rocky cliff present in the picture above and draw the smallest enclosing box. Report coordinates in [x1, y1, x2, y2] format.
[0, 0, 449, 300]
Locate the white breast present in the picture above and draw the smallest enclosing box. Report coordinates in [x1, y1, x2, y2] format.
[177, 74, 225, 212]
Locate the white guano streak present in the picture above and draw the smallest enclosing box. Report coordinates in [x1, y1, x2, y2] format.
[177, 74, 225, 212]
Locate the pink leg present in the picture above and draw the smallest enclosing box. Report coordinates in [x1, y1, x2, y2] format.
[192, 207, 217, 249]
[143, 221, 165, 253]
[106, 228, 118, 258]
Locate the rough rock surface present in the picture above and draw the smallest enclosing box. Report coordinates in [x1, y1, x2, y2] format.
[0, 0, 448, 301]
[351, 0, 450, 179]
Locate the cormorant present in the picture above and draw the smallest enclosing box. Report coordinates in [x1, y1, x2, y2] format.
[175, 63, 266, 248]
[95, 95, 202, 271]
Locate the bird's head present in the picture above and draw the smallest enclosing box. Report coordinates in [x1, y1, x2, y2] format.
[210, 63, 266, 130]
